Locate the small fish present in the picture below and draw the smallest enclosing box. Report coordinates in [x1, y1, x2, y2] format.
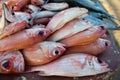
[0, 27, 51, 51]
[13, 0, 30, 11]
[33, 17, 50, 25]
[42, 2, 69, 11]
[59, 25, 107, 47]
[27, 4, 39, 12]
[46, 7, 88, 33]
[65, 38, 111, 55]
[3, 3, 32, 22]
[0, 20, 27, 39]
[31, 0, 45, 6]
[48, 18, 93, 41]
[27, 53, 110, 77]
[0, 3, 7, 31]
[0, 51, 24, 74]
[23, 41, 66, 66]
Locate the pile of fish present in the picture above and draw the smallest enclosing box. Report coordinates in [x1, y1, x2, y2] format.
[0, 0, 112, 77]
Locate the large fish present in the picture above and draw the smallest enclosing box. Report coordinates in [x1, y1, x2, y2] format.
[23, 41, 66, 66]
[0, 51, 24, 74]
[27, 53, 110, 77]
[65, 38, 111, 55]
[59, 25, 107, 47]
[46, 7, 88, 33]
[0, 27, 51, 51]
[48, 18, 93, 41]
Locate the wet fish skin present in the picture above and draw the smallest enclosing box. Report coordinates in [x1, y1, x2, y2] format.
[59, 25, 107, 47]
[23, 41, 66, 66]
[48, 18, 93, 41]
[0, 27, 51, 51]
[65, 38, 111, 55]
[27, 53, 110, 77]
[46, 7, 88, 33]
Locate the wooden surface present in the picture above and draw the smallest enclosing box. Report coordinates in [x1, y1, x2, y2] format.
[100, 0, 120, 26]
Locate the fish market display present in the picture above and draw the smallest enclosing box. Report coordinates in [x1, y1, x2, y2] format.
[0, 0, 113, 77]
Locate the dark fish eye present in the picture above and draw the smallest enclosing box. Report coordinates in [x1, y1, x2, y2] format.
[105, 42, 108, 46]
[2, 61, 10, 69]
[97, 58, 103, 63]
[39, 31, 44, 36]
[54, 50, 59, 55]
[100, 26, 104, 30]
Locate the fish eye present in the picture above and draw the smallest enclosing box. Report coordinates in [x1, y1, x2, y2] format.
[97, 58, 103, 63]
[53, 50, 60, 56]
[38, 31, 44, 36]
[1, 60, 12, 71]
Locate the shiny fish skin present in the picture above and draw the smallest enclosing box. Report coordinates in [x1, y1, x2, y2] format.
[0, 20, 27, 39]
[48, 18, 93, 41]
[0, 27, 51, 51]
[42, 2, 69, 11]
[65, 38, 111, 55]
[27, 53, 110, 77]
[23, 41, 66, 66]
[59, 25, 107, 47]
[0, 51, 24, 74]
[46, 7, 88, 33]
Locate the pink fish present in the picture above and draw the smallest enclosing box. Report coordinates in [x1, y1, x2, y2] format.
[23, 41, 66, 66]
[27, 53, 110, 77]
[65, 38, 111, 55]
[46, 7, 88, 33]
[48, 18, 93, 41]
[59, 25, 107, 47]
[0, 51, 24, 74]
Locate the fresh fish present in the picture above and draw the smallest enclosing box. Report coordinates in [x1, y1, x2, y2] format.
[31, 0, 44, 6]
[3, 3, 32, 22]
[84, 15, 116, 28]
[0, 3, 7, 31]
[0, 27, 51, 51]
[65, 38, 111, 55]
[0, 51, 24, 74]
[13, 0, 30, 11]
[27, 53, 110, 77]
[42, 2, 69, 11]
[0, 20, 27, 39]
[59, 25, 107, 47]
[46, 7, 88, 33]
[48, 18, 93, 41]
[27, 4, 39, 12]
[33, 17, 50, 25]
[32, 11, 57, 19]
[23, 41, 66, 66]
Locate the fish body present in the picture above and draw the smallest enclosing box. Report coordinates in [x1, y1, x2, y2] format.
[0, 20, 27, 39]
[59, 25, 107, 47]
[0, 51, 24, 74]
[31, 0, 44, 6]
[0, 27, 51, 51]
[42, 2, 69, 11]
[48, 18, 93, 41]
[23, 41, 66, 66]
[46, 7, 88, 33]
[27, 53, 110, 77]
[65, 38, 111, 55]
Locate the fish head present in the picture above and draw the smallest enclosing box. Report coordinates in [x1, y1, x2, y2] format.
[46, 42, 66, 59]
[0, 51, 24, 74]
[86, 55, 110, 74]
[26, 28, 51, 40]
